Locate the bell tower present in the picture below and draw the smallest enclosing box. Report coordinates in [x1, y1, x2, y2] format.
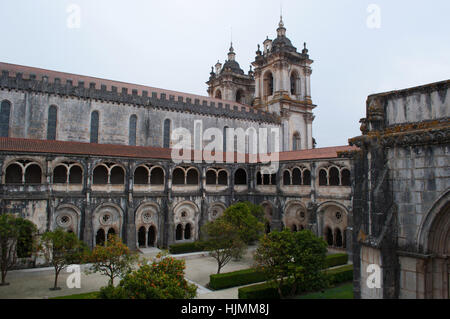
[207, 43, 255, 105]
[252, 17, 316, 151]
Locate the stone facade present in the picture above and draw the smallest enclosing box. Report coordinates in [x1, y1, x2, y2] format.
[350, 80, 450, 299]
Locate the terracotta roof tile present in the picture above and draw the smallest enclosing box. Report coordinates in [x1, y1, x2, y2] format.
[0, 138, 358, 162]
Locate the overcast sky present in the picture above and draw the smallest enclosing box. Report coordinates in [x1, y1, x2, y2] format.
[1, 0, 449, 147]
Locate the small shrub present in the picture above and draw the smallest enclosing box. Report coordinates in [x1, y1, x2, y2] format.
[168, 242, 206, 254]
[209, 268, 267, 290]
[325, 253, 348, 268]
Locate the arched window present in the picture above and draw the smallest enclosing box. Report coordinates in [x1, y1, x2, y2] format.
[25, 164, 41, 184]
[335, 228, 343, 248]
[150, 167, 164, 185]
[163, 119, 171, 148]
[47, 105, 57, 140]
[184, 224, 192, 240]
[134, 166, 149, 185]
[138, 227, 146, 247]
[319, 169, 328, 186]
[293, 133, 301, 151]
[90, 111, 99, 143]
[53, 165, 67, 184]
[96, 229, 106, 246]
[215, 90, 222, 99]
[236, 90, 244, 103]
[303, 170, 311, 186]
[5, 164, 22, 184]
[110, 166, 125, 185]
[329, 167, 340, 186]
[186, 169, 199, 185]
[93, 166, 108, 185]
[283, 170, 291, 185]
[326, 227, 334, 246]
[290, 72, 298, 95]
[0, 100, 11, 137]
[218, 171, 228, 185]
[172, 168, 185, 185]
[234, 169, 247, 185]
[264, 72, 274, 96]
[265, 221, 271, 234]
[206, 170, 216, 185]
[148, 226, 156, 246]
[292, 168, 302, 185]
[256, 172, 262, 185]
[129, 115, 137, 146]
[69, 166, 83, 184]
[341, 169, 351, 186]
[107, 228, 116, 241]
[175, 224, 183, 241]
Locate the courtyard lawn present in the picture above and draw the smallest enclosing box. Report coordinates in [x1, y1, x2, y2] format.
[294, 282, 353, 299]
[51, 291, 99, 299]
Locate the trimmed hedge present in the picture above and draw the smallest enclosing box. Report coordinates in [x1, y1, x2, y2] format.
[325, 253, 349, 268]
[208, 253, 349, 291]
[209, 268, 268, 290]
[168, 241, 206, 254]
[238, 264, 354, 299]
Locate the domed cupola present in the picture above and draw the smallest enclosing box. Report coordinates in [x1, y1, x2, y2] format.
[221, 43, 245, 75]
[271, 16, 296, 53]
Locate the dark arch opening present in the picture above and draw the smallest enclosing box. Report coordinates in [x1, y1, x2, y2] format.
[90, 111, 99, 143]
[96, 229, 105, 246]
[234, 169, 247, 185]
[107, 228, 116, 241]
[186, 169, 199, 185]
[270, 174, 277, 185]
[292, 168, 302, 185]
[329, 167, 340, 186]
[25, 164, 42, 184]
[93, 166, 108, 184]
[265, 221, 271, 234]
[172, 168, 185, 185]
[303, 170, 311, 186]
[69, 166, 83, 184]
[290, 73, 297, 95]
[5, 164, 22, 184]
[256, 172, 262, 185]
[134, 166, 149, 185]
[129, 115, 137, 146]
[283, 170, 291, 185]
[319, 169, 328, 186]
[184, 224, 192, 240]
[148, 226, 156, 247]
[341, 169, 351, 186]
[264, 72, 274, 96]
[236, 90, 244, 103]
[326, 227, 334, 246]
[138, 226, 146, 247]
[53, 165, 67, 184]
[215, 90, 222, 99]
[206, 170, 216, 185]
[150, 167, 164, 185]
[110, 166, 125, 185]
[335, 228, 343, 248]
[163, 119, 171, 148]
[292, 224, 298, 232]
[218, 171, 228, 185]
[175, 224, 183, 241]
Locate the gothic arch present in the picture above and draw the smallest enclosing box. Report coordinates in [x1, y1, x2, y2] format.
[53, 204, 81, 236]
[173, 201, 200, 241]
[135, 202, 160, 248]
[283, 200, 308, 231]
[318, 201, 349, 247]
[92, 203, 123, 246]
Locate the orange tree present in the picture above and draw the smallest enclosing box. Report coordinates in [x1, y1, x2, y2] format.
[99, 252, 197, 299]
[254, 229, 328, 298]
[85, 234, 137, 286]
[0, 214, 37, 286]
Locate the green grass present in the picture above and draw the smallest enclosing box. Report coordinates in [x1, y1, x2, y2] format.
[294, 282, 353, 299]
[51, 291, 99, 299]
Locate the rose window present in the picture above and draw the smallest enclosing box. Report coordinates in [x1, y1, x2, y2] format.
[142, 212, 152, 224]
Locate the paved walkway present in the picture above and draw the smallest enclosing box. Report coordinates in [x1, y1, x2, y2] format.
[0, 247, 257, 299]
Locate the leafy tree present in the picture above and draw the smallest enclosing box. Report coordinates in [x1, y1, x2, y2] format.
[0, 214, 37, 286]
[254, 229, 328, 298]
[99, 252, 197, 299]
[85, 234, 137, 286]
[221, 202, 264, 244]
[202, 218, 246, 274]
[40, 228, 87, 290]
